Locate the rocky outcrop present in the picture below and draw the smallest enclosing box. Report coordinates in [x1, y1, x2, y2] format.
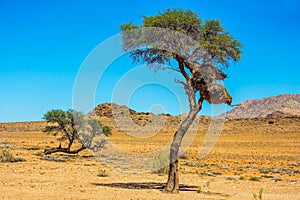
[222, 94, 300, 119]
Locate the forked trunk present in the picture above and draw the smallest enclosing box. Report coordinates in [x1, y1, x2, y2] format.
[164, 108, 199, 193]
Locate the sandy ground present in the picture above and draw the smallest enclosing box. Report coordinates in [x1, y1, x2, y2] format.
[0, 118, 299, 199]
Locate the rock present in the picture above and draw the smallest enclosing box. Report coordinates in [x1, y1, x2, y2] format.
[199, 163, 207, 167]
[237, 167, 244, 172]
[246, 165, 258, 169]
[200, 171, 215, 177]
[271, 168, 295, 175]
[221, 165, 229, 169]
[225, 176, 235, 180]
[271, 168, 281, 173]
[272, 177, 283, 182]
[259, 168, 270, 174]
[261, 175, 274, 179]
[185, 161, 198, 167]
[220, 94, 300, 119]
[212, 171, 222, 175]
[293, 170, 300, 174]
[179, 154, 188, 159]
[289, 163, 300, 167]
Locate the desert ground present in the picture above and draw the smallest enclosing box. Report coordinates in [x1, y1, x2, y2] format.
[0, 117, 299, 199]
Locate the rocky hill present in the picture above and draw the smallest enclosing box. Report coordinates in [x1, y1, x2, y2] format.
[89, 103, 180, 126]
[89, 103, 138, 118]
[222, 94, 300, 119]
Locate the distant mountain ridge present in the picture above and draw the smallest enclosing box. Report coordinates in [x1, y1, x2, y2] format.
[222, 94, 300, 119]
[90, 94, 300, 120]
[89, 103, 211, 119]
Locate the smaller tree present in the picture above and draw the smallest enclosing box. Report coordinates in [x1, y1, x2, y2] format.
[43, 109, 111, 155]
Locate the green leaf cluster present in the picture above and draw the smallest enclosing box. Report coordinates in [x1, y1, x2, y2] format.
[120, 8, 242, 106]
[120, 8, 242, 68]
[43, 109, 111, 150]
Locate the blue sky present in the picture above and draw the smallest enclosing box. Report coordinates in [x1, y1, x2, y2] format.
[0, 0, 299, 122]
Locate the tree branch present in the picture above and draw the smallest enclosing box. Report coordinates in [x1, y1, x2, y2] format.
[158, 66, 181, 73]
[183, 60, 195, 75]
[175, 78, 198, 111]
[197, 97, 204, 111]
[174, 55, 190, 81]
[44, 144, 86, 155]
[174, 79, 186, 87]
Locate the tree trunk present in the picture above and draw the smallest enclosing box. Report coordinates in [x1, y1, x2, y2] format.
[44, 144, 86, 155]
[164, 108, 199, 193]
[164, 159, 179, 193]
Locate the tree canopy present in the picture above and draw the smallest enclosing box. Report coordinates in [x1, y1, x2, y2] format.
[43, 109, 111, 155]
[121, 8, 241, 67]
[120, 8, 242, 107]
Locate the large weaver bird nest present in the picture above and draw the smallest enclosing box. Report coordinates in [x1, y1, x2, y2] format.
[190, 64, 232, 105]
[201, 83, 232, 105]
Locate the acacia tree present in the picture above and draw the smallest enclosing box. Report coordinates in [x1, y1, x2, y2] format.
[120, 8, 242, 193]
[43, 109, 111, 155]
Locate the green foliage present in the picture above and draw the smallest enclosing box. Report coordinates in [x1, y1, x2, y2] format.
[143, 8, 201, 35]
[120, 8, 241, 68]
[120, 8, 242, 106]
[99, 121, 112, 136]
[120, 22, 139, 31]
[43, 109, 112, 153]
[0, 150, 26, 163]
[44, 109, 82, 148]
[200, 20, 241, 66]
[43, 109, 67, 124]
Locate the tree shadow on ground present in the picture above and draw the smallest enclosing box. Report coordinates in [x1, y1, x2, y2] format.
[91, 182, 198, 192]
[91, 181, 231, 197]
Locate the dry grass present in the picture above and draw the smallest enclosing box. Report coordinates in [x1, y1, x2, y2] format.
[0, 117, 299, 199]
